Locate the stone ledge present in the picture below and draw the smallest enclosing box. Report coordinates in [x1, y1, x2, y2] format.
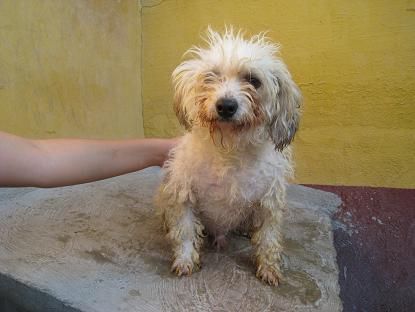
[0, 168, 342, 312]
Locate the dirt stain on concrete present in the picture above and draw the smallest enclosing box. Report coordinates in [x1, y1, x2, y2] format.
[56, 234, 71, 244]
[108, 192, 140, 205]
[128, 289, 141, 297]
[80, 248, 116, 264]
[75, 212, 91, 220]
[278, 269, 322, 305]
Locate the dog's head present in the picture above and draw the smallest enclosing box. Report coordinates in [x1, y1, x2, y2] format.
[172, 27, 301, 150]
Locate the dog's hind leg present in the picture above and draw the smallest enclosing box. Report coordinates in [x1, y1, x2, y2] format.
[163, 202, 204, 276]
[251, 196, 284, 286]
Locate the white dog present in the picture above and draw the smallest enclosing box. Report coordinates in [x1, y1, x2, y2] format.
[156, 27, 301, 286]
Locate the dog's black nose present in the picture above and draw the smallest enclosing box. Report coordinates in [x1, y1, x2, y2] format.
[216, 98, 238, 119]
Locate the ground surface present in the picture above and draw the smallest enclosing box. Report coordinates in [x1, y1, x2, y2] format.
[310, 185, 415, 312]
[0, 168, 342, 312]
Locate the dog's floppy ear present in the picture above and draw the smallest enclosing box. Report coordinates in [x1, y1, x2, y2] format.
[172, 60, 198, 130]
[173, 87, 192, 130]
[269, 68, 302, 151]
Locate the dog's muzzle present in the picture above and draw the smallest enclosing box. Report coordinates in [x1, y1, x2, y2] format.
[216, 98, 238, 120]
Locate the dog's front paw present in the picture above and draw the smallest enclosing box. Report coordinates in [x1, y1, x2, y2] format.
[256, 264, 282, 286]
[171, 258, 199, 277]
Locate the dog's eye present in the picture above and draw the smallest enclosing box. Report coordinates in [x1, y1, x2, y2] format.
[247, 75, 261, 89]
[212, 69, 220, 76]
[204, 71, 219, 84]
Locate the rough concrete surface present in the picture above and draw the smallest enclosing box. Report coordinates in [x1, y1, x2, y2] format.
[0, 168, 342, 312]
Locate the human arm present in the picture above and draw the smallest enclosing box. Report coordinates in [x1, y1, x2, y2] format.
[0, 131, 177, 188]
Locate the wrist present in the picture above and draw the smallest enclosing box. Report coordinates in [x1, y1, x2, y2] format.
[149, 138, 178, 167]
[146, 139, 170, 167]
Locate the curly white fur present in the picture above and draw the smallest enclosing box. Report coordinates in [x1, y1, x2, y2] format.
[156, 27, 301, 286]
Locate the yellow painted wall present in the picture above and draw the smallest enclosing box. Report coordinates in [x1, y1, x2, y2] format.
[1, 1, 413, 187]
[142, 0, 415, 188]
[0, 0, 143, 139]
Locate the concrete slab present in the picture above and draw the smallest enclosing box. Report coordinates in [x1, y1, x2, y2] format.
[0, 168, 342, 312]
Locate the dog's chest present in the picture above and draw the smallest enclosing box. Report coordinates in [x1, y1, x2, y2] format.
[168, 137, 288, 234]
[193, 158, 272, 235]
[193, 164, 266, 204]
[190, 154, 276, 232]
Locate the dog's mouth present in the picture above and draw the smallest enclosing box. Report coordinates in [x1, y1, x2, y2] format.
[210, 118, 249, 132]
[198, 112, 239, 126]
[197, 108, 251, 132]
[215, 120, 237, 132]
[217, 117, 236, 124]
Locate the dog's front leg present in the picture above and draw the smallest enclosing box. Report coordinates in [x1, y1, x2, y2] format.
[164, 202, 204, 276]
[251, 197, 283, 286]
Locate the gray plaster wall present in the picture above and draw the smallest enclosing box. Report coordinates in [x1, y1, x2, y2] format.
[0, 168, 342, 312]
